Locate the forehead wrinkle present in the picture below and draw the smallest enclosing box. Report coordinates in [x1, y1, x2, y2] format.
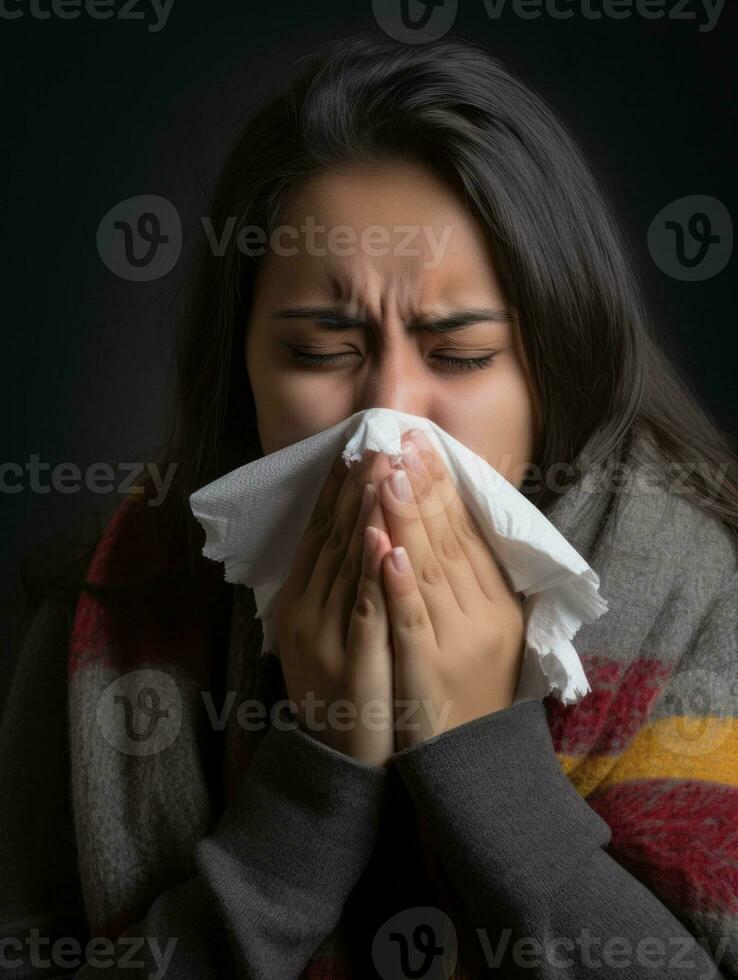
[392, 255, 426, 323]
[325, 252, 427, 327]
[326, 254, 368, 307]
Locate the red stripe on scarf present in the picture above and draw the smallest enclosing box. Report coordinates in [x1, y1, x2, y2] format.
[68, 493, 226, 685]
[545, 654, 673, 755]
[588, 778, 738, 914]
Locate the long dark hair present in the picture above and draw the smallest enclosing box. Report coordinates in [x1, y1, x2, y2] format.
[67, 28, 736, 616]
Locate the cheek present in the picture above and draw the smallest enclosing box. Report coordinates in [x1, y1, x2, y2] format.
[247, 352, 354, 454]
[254, 383, 343, 454]
[246, 289, 327, 451]
[488, 379, 535, 475]
[438, 371, 535, 483]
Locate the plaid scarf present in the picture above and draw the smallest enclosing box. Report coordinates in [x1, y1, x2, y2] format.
[67, 425, 738, 977]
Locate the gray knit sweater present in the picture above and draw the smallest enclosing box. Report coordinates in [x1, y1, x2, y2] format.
[1, 432, 736, 979]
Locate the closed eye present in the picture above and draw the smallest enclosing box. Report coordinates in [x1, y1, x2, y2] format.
[289, 349, 498, 371]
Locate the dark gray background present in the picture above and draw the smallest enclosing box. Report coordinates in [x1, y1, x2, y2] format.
[1, 0, 736, 711]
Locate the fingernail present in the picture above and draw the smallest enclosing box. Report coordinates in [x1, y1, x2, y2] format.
[360, 483, 375, 516]
[390, 546, 410, 573]
[390, 469, 411, 502]
[401, 441, 426, 474]
[412, 429, 433, 451]
[364, 525, 379, 554]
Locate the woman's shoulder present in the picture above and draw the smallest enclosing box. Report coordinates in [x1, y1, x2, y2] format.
[1, 504, 118, 714]
[623, 424, 737, 570]
[16, 503, 118, 611]
[668, 497, 738, 626]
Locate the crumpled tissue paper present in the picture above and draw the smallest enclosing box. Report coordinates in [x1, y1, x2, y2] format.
[189, 407, 609, 706]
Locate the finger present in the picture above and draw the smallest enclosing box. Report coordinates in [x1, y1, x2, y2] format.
[344, 525, 394, 754]
[381, 545, 436, 655]
[327, 483, 378, 643]
[404, 429, 514, 605]
[399, 434, 487, 615]
[306, 450, 394, 612]
[378, 462, 456, 628]
[325, 454, 394, 638]
[280, 451, 350, 603]
[345, 521, 393, 660]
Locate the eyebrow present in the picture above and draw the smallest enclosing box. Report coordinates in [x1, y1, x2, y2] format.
[270, 306, 514, 334]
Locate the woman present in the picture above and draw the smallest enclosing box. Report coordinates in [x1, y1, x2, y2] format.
[1, 29, 736, 980]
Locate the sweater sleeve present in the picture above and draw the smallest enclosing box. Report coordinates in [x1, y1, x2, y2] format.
[390, 698, 731, 979]
[0, 592, 387, 980]
[76, 709, 387, 980]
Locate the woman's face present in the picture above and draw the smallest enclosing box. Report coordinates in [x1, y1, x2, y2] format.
[245, 162, 540, 487]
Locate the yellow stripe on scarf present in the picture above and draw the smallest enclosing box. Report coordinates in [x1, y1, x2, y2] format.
[556, 716, 738, 798]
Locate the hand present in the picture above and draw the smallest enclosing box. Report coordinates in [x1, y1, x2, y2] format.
[376, 429, 526, 750]
[274, 450, 395, 766]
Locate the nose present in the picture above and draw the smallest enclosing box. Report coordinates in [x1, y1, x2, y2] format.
[355, 331, 434, 421]
[349, 331, 436, 490]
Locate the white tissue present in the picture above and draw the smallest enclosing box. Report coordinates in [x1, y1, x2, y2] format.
[189, 408, 609, 706]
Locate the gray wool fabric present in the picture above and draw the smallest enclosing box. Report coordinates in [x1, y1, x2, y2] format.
[0, 423, 736, 979]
